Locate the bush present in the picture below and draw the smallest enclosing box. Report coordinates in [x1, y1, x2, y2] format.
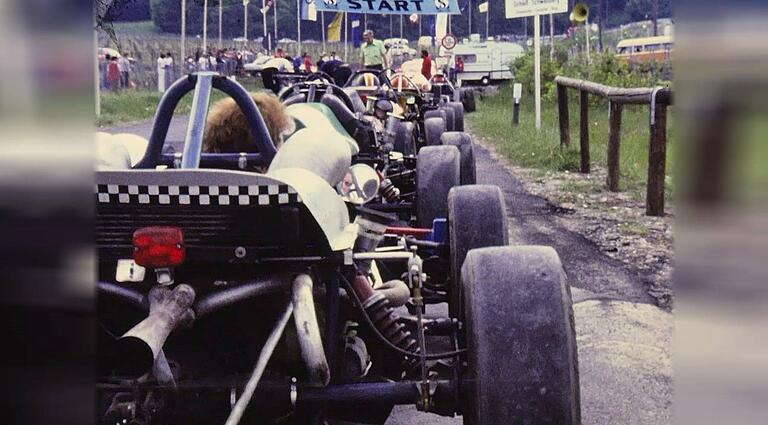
[511, 40, 664, 105]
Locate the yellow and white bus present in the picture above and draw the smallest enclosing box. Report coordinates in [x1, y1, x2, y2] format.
[615, 35, 673, 64]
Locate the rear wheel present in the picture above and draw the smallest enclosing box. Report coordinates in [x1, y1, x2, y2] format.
[393, 121, 416, 156]
[446, 101, 465, 131]
[440, 132, 476, 185]
[461, 246, 581, 425]
[423, 116, 446, 147]
[440, 105, 456, 132]
[447, 185, 507, 318]
[416, 146, 460, 228]
[461, 89, 476, 112]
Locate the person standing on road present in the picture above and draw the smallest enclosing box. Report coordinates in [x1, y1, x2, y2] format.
[420, 49, 432, 80]
[359, 30, 387, 71]
[118, 52, 131, 89]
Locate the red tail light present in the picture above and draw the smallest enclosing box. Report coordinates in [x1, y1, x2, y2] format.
[133, 226, 186, 268]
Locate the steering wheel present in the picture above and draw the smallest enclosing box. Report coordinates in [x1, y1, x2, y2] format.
[137, 73, 277, 170]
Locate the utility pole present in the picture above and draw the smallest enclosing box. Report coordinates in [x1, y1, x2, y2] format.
[203, 0, 209, 52]
[181, 0, 187, 61]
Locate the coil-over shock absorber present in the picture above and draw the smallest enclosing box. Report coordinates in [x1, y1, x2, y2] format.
[351, 209, 419, 358]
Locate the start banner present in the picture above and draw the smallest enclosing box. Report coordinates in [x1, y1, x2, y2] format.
[312, 0, 461, 15]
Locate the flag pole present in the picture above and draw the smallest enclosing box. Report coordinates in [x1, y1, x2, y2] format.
[486, 2, 489, 38]
[274, 0, 278, 48]
[297, 0, 301, 55]
[181, 0, 187, 61]
[469, 0, 472, 34]
[218, 0, 223, 48]
[344, 12, 348, 62]
[203, 0, 209, 51]
[262, 0, 268, 52]
[321, 12, 326, 52]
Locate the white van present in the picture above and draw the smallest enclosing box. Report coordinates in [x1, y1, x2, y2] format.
[442, 36, 525, 85]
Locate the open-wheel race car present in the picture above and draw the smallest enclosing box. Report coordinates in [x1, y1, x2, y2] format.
[96, 72, 581, 425]
[277, 75, 476, 228]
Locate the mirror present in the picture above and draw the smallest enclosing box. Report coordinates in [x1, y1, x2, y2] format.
[337, 164, 381, 205]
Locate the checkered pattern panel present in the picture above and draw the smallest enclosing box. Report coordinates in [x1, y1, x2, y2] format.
[95, 184, 302, 206]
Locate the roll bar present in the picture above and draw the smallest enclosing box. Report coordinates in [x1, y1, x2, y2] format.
[135, 73, 278, 169]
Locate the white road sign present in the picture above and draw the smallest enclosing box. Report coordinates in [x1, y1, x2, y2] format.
[505, 0, 566, 19]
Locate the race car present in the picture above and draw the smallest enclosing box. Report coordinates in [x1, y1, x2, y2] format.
[95, 72, 580, 425]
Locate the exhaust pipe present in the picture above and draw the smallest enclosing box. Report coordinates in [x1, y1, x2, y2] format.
[292, 274, 330, 386]
[111, 284, 196, 377]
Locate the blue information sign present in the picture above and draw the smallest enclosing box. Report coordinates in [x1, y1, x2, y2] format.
[312, 0, 461, 15]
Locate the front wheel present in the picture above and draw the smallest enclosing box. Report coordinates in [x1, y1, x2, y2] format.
[461, 246, 581, 425]
[416, 145, 460, 227]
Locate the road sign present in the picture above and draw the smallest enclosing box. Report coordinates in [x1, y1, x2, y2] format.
[315, 0, 461, 15]
[505, 0, 567, 129]
[505, 0, 566, 19]
[441, 34, 457, 50]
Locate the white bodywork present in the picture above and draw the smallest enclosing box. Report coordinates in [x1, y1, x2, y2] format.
[446, 41, 525, 83]
[285, 104, 360, 156]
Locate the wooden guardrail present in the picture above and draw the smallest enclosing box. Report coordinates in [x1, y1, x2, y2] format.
[554, 76, 673, 216]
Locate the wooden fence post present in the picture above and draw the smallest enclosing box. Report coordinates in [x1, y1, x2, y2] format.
[607, 101, 623, 192]
[557, 83, 570, 147]
[646, 103, 668, 216]
[579, 89, 590, 173]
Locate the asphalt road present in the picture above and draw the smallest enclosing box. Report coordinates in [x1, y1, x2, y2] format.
[104, 119, 672, 425]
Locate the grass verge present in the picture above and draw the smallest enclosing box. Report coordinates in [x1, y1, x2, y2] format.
[467, 83, 675, 199]
[96, 79, 262, 128]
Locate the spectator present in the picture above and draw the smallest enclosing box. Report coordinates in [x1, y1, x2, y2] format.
[118, 52, 131, 89]
[101, 54, 111, 90]
[274, 47, 284, 58]
[165, 53, 175, 86]
[303, 53, 313, 73]
[330, 51, 340, 61]
[420, 49, 432, 80]
[157, 53, 167, 92]
[107, 56, 121, 91]
[359, 30, 387, 70]
[292, 55, 302, 72]
[198, 52, 211, 71]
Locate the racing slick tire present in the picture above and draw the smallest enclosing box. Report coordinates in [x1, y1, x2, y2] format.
[461, 246, 581, 425]
[446, 101, 465, 131]
[447, 185, 507, 318]
[416, 145, 460, 228]
[440, 132, 476, 185]
[393, 121, 416, 156]
[461, 89, 477, 113]
[439, 105, 456, 132]
[423, 116, 446, 147]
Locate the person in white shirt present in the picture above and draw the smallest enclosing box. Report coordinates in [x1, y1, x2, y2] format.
[157, 54, 167, 92]
[198, 53, 210, 71]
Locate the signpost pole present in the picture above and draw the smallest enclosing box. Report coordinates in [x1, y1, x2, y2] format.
[585, 15, 590, 64]
[534, 13, 541, 129]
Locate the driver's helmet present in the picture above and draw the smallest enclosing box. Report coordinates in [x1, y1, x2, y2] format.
[351, 73, 380, 87]
[374, 99, 393, 120]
